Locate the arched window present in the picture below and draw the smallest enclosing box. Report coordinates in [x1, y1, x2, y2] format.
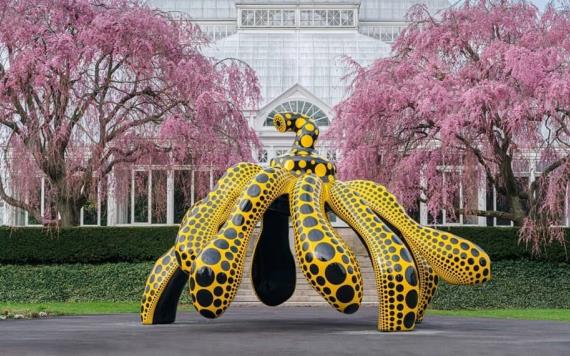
[264, 100, 330, 127]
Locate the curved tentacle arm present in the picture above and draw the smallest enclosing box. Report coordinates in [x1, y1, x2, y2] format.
[175, 163, 261, 273]
[345, 181, 438, 321]
[190, 167, 294, 318]
[346, 181, 491, 286]
[412, 256, 438, 323]
[327, 182, 420, 332]
[291, 175, 363, 314]
[273, 113, 320, 150]
[141, 247, 186, 324]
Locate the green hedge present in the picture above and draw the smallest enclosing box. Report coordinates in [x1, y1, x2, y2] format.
[0, 226, 567, 264]
[0, 226, 178, 264]
[440, 227, 569, 262]
[1, 260, 568, 309]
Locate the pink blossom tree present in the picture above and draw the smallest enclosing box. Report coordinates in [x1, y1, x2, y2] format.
[328, 0, 570, 251]
[0, 0, 260, 226]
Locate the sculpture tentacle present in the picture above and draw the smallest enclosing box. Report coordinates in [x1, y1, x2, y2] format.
[290, 175, 363, 314]
[346, 180, 491, 285]
[190, 167, 294, 318]
[327, 181, 420, 332]
[346, 181, 438, 322]
[141, 247, 187, 324]
[175, 163, 261, 273]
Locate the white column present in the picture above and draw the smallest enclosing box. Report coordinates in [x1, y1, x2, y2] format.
[478, 172, 487, 226]
[130, 170, 135, 224]
[107, 170, 117, 226]
[419, 173, 428, 225]
[166, 170, 174, 225]
[190, 169, 195, 206]
[147, 170, 152, 224]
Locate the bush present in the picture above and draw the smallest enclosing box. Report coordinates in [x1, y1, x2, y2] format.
[431, 260, 570, 309]
[0, 226, 177, 264]
[441, 227, 569, 262]
[0, 260, 568, 310]
[0, 226, 567, 264]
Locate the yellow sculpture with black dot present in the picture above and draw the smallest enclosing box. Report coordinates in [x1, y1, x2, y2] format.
[141, 112, 491, 332]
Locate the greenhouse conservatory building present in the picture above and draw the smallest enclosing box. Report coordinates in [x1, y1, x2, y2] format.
[6, 0, 547, 229]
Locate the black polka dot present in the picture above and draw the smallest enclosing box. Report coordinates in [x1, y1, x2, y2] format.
[214, 240, 229, 250]
[336, 285, 355, 303]
[403, 312, 416, 328]
[315, 243, 335, 262]
[214, 286, 223, 296]
[247, 185, 261, 197]
[303, 217, 317, 227]
[232, 214, 245, 226]
[344, 303, 359, 314]
[308, 229, 324, 241]
[256, 174, 269, 183]
[216, 272, 227, 284]
[299, 193, 312, 202]
[201, 249, 221, 265]
[240, 200, 253, 212]
[405, 290, 418, 308]
[310, 264, 319, 275]
[196, 266, 215, 287]
[405, 266, 417, 286]
[400, 249, 413, 262]
[300, 204, 314, 214]
[221, 261, 230, 271]
[325, 263, 346, 285]
[196, 290, 213, 307]
[199, 309, 216, 319]
[224, 229, 237, 239]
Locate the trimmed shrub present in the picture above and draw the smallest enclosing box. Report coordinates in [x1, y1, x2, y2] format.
[0, 226, 178, 264]
[0, 226, 567, 264]
[0, 260, 568, 310]
[432, 260, 570, 309]
[440, 227, 569, 262]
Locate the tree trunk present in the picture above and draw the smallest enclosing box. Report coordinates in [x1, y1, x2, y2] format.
[509, 196, 526, 226]
[57, 200, 82, 227]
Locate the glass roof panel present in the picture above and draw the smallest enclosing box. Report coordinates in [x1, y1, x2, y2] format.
[204, 31, 391, 107]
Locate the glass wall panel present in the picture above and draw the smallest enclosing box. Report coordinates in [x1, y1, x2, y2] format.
[133, 171, 149, 223]
[151, 170, 168, 224]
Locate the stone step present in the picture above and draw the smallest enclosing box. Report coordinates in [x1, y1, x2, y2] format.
[233, 227, 380, 305]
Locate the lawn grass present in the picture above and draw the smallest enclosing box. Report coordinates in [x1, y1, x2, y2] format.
[0, 301, 193, 318]
[1, 302, 569, 323]
[429, 308, 570, 322]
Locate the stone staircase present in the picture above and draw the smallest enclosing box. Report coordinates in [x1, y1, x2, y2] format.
[234, 228, 379, 306]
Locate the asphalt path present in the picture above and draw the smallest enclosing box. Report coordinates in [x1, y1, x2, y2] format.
[1, 306, 569, 356]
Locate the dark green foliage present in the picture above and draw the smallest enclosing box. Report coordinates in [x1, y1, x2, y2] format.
[0, 227, 178, 264]
[441, 227, 569, 262]
[431, 260, 570, 309]
[0, 226, 567, 264]
[1, 261, 568, 310]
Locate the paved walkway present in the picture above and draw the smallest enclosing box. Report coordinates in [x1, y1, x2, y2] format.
[1, 306, 569, 356]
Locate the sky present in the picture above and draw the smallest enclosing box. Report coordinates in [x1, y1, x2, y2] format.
[530, 0, 550, 9]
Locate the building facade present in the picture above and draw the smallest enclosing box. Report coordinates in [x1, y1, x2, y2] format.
[4, 0, 566, 228]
